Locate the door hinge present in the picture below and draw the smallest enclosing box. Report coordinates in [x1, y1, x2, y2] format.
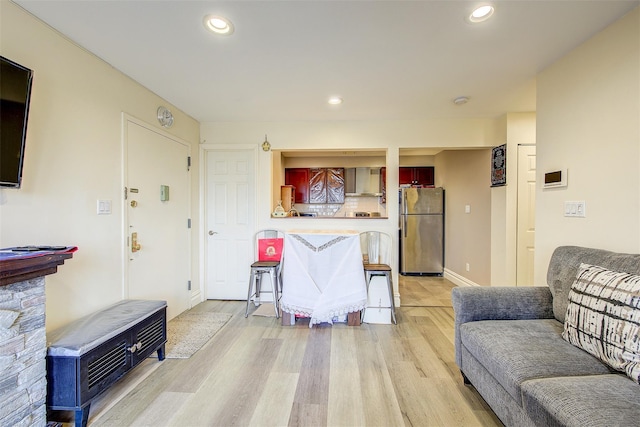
[187, 218, 191, 229]
[124, 187, 128, 200]
[187, 280, 191, 291]
[187, 156, 191, 171]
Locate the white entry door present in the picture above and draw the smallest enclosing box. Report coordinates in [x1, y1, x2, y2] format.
[204, 148, 256, 300]
[124, 116, 191, 320]
[516, 145, 536, 286]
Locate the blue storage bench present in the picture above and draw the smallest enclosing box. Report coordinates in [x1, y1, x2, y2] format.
[46, 299, 167, 427]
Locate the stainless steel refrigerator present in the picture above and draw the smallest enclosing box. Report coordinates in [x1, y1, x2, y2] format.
[400, 187, 444, 275]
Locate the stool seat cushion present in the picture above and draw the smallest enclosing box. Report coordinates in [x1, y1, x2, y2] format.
[47, 299, 167, 357]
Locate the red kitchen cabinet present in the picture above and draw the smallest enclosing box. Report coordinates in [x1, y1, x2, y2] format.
[285, 168, 309, 203]
[399, 166, 434, 186]
[380, 167, 387, 204]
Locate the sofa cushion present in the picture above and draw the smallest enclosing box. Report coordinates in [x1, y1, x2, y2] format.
[563, 263, 640, 383]
[460, 319, 614, 406]
[522, 374, 640, 427]
[546, 246, 640, 323]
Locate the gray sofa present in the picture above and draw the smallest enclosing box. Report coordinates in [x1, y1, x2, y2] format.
[452, 246, 640, 427]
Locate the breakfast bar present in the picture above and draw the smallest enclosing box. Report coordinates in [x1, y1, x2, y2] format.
[280, 230, 367, 326]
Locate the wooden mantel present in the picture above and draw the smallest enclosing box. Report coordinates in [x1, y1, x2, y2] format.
[0, 251, 74, 286]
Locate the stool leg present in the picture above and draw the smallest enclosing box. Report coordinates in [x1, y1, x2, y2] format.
[386, 272, 397, 324]
[245, 269, 256, 317]
[269, 268, 280, 318]
[361, 271, 371, 322]
[254, 272, 262, 305]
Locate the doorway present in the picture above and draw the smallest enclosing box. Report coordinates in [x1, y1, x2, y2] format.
[516, 145, 536, 286]
[202, 146, 257, 300]
[123, 115, 191, 320]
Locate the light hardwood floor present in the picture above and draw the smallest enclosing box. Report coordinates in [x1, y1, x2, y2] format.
[68, 277, 502, 427]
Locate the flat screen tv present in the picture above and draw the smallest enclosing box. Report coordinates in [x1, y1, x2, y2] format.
[1, 56, 33, 188]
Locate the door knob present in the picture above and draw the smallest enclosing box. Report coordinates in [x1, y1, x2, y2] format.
[208, 230, 218, 236]
[130, 200, 138, 208]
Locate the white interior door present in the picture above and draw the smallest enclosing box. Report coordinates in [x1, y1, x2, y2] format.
[205, 148, 255, 300]
[516, 145, 536, 286]
[125, 117, 191, 319]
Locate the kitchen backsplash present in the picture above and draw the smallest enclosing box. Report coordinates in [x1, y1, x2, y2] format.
[294, 196, 386, 217]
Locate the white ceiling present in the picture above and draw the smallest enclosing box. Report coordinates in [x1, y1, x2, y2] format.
[14, 0, 638, 123]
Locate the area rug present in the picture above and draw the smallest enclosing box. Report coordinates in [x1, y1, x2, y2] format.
[251, 303, 277, 317]
[165, 311, 232, 358]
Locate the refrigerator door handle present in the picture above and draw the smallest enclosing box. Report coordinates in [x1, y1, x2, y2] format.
[403, 191, 408, 215]
[402, 214, 407, 238]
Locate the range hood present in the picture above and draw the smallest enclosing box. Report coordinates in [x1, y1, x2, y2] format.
[345, 167, 382, 196]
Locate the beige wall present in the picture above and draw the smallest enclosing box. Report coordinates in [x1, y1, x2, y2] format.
[535, 7, 639, 284]
[0, 1, 201, 329]
[436, 149, 492, 286]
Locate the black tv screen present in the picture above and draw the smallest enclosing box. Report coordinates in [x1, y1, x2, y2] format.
[1, 56, 33, 188]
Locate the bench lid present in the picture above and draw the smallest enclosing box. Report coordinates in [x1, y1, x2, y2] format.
[47, 299, 166, 357]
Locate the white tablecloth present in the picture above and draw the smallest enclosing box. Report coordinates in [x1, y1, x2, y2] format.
[280, 231, 367, 326]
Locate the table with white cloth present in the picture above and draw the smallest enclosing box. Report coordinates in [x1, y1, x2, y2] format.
[280, 230, 367, 326]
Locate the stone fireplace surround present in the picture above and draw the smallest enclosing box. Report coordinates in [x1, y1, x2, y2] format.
[0, 251, 73, 426]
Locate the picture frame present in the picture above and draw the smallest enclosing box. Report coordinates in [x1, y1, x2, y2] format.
[491, 144, 507, 187]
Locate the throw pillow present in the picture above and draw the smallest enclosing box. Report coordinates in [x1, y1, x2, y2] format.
[563, 263, 640, 383]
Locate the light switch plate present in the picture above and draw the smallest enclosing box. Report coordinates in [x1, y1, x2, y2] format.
[160, 185, 170, 201]
[564, 201, 586, 217]
[97, 200, 112, 215]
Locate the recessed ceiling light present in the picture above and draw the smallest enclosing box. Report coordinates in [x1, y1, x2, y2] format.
[328, 96, 343, 105]
[203, 15, 234, 35]
[453, 96, 469, 105]
[468, 5, 495, 23]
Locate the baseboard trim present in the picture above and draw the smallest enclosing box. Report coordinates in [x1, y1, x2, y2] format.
[190, 290, 203, 308]
[444, 268, 481, 288]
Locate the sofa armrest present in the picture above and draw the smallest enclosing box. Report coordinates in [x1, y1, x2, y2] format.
[451, 286, 554, 367]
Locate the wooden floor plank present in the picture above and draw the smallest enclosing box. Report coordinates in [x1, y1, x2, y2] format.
[355, 335, 406, 426]
[248, 372, 299, 427]
[327, 327, 366, 426]
[288, 325, 332, 426]
[129, 391, 192, 427]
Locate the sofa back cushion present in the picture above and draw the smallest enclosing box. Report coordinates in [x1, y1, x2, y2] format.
[563, 263, 640, 383]
[547, 246, 640, 323]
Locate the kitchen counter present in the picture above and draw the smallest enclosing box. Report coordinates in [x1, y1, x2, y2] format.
[274, 215, 388, 219]
[276, 210, 387, 218]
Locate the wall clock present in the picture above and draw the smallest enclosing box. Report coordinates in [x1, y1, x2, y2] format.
[157, 106, 174, 128]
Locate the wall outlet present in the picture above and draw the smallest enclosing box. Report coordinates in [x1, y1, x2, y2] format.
[465, 263, 470, 272]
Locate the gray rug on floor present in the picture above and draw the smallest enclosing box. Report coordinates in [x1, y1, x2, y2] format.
[165, 311, 232, 358]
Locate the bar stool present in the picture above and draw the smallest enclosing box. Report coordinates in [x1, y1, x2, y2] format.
[245, 229, 284, 318]
[360, 231, 397, 324]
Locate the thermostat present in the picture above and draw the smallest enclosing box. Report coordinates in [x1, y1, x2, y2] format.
[543, 169, 567, 189]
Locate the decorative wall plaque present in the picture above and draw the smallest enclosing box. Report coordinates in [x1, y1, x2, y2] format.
[491, 144, 507, 187]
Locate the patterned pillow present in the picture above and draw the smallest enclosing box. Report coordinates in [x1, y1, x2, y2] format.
[563, 263, 640, 383]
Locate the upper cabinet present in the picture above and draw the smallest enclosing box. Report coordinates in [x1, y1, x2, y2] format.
[286, 168, 345, 204]
[399, 166, 434, 187]
[310, 168, 345, 203]
[284, 168, 310, 203]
